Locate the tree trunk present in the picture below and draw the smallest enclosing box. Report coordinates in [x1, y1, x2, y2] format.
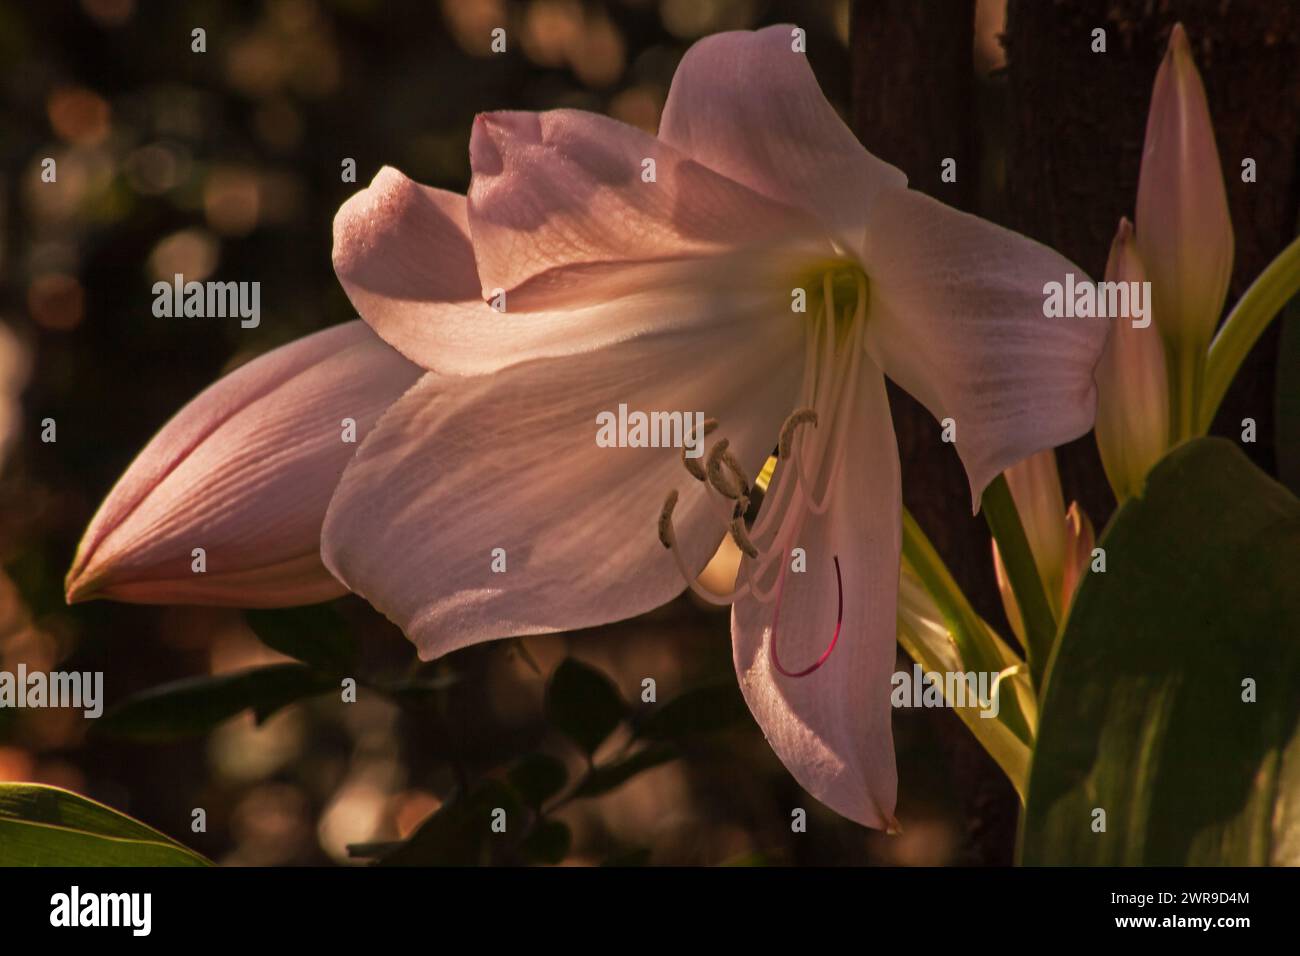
[851, 0, 1019, 866]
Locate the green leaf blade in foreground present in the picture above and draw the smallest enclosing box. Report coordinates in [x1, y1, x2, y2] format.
[1021, 438, 1300, 865]
[0, 783, 211, 866]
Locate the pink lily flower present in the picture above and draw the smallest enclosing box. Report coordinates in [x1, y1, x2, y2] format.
[323, 26, 1108, 828]
[65, 322, 422, 606]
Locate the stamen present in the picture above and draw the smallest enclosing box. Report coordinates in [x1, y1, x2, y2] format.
[729, 516, 759, 559]
[722, 448, 751, 497]
[778, 408, 818, 458]
[770, 555, 844, 678]
[706, 439, 743, 499]
[792, 275, 869, 515]
[680, 418, 718, 481]
[657, 489, 680, 549]
[657, 489, 750, 606]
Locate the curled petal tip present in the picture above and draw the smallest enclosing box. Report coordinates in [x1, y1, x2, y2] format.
[469, 111, 541, 177]
[885, 815, 904, 836]
[333, 166, 420, 268]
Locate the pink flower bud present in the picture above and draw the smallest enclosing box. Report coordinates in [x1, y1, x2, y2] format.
[1135, 23, 1234, 353]
[1095, 218, 1170, 500]
[65, 321, 422, 607]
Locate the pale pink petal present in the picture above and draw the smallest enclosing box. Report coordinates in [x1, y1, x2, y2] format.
[732, 361, 901, 830]
[862, 187, 1109, 510]
[658, 25, 906, 246]
[467, 108, 826, 308]
[66, 321, 423, 607]
[332, 167, 492, 373]
[336, 163, 823, 373]
[322, 314, 803, 659]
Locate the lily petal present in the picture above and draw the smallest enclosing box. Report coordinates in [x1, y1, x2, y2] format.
[66, 321, 423, 607]
[862, 187, 1109, 510]
[467, 108, 825, 308]
[322, 313, 803, 659]
[332, 167, 489, 373]
[731, 361, 901, 830]
[658, 24, 906, 245]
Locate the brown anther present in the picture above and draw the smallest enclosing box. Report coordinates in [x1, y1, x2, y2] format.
[706, 439, 743, 499]
[722, 448, 751, 497]
[680, 418, 718, 481]
[779, 408, 819, 458]
[729, 516, 759, 559]
[657, 490, 679, 549]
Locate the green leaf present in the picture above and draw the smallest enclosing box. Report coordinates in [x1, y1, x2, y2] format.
[574, 744, 678, 798]
[896, 566, 1033, 800]
[1021, 438, 1300, 865]
[0, 783, 210, 866]
[377, 781, 521, 866]
[98, 663, 338, 741]
[521, 819, 571, 865]
[545, 658, 626, 754]
[508, 753, 568, 809]
[245, 604, 357, 674]
[1276, 306, 1300, 498]
[634, 682, 748, 741]
[1201, 232, 1300, 432]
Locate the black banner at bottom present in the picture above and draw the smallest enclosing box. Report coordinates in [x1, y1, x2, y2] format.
[0, 865, 1280, 941]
